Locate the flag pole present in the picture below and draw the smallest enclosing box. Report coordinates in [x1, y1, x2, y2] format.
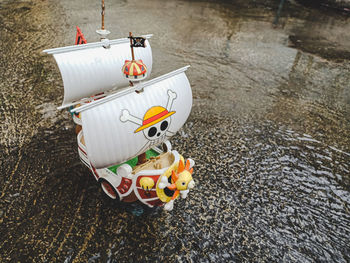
[129, 32, 135, 61]
[96, 0, 110, 42]
[101, 0, 105, 30]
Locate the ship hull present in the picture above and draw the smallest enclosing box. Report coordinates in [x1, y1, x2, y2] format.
[77, 131, 192, 207]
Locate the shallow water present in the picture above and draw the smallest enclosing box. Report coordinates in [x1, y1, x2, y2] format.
[1, 0, 350, 262]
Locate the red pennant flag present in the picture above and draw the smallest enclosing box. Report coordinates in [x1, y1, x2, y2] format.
[75, 26, 87, 45]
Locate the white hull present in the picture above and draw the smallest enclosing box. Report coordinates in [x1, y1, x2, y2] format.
[77, 130, 193, 208]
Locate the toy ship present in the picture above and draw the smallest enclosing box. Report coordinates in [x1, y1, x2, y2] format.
[43, 5, 195, 211]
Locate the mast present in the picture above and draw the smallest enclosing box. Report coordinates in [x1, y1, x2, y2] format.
[128, 32, 135, 88]
[126, 31, 147, 164]
[128, 31, 144, 164]
[129, 32, 135, 61]
[101, 0, 105, 30]
[96, 0, 110, 42]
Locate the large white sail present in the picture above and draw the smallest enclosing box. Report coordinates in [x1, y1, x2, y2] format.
[75, 66, 192, 169]
[43, 36, 153, 108]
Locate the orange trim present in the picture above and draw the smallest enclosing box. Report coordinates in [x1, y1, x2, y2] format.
[168, 183, 176, 190]
[185, 159, 190, 171]
[171, 190, 179, 200]
[178, 160, 184, 173]
[171, 170, 178, 183]
[143, 110, 169, 125]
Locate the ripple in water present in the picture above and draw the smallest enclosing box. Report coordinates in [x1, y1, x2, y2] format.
[228, 123, 350, 262]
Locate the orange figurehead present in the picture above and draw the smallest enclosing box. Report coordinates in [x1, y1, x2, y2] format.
[161, 159, 195, 211]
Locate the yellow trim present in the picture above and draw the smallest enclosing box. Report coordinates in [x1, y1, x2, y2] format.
[132, 63, 142, 75]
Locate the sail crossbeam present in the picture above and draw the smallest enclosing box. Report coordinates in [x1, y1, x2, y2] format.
[56, 89, 115, 110]
[43, 34, 153, 55]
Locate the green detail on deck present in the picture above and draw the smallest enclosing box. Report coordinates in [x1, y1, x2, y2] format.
[107, 149, 160, 174]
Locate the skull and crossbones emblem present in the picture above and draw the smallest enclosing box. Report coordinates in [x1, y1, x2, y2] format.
[120, 90, 177, 154]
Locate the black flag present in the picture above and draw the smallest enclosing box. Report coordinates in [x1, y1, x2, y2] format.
[129, 36, 146, 48]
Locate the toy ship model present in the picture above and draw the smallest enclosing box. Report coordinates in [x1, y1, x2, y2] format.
[43, 6, 195, 211]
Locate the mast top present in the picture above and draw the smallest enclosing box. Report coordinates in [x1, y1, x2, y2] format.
[96, 0, 110, 42]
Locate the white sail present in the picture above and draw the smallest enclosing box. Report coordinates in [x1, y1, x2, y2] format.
[43, 36, 153, 108]
[75, 66, 192, 169]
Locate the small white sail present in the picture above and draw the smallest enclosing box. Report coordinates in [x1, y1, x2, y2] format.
[76, 66, 192, 169]
[43, 36, 153, 108]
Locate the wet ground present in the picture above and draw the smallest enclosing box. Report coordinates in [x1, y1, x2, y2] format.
[1, 0, 350, 262]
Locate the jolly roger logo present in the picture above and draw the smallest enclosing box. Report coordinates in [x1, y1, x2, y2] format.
[120, 90, 177, 154]
[129, 36, 146, 48]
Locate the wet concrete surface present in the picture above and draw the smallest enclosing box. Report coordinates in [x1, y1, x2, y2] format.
[1, 0, 350, 262]
[297, 0, 350, 12]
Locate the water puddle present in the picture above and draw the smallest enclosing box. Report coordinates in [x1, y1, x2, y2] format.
[1, 0, 350, 261]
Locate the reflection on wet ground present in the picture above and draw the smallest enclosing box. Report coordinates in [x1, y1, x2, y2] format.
[1, 0, 350, 261]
